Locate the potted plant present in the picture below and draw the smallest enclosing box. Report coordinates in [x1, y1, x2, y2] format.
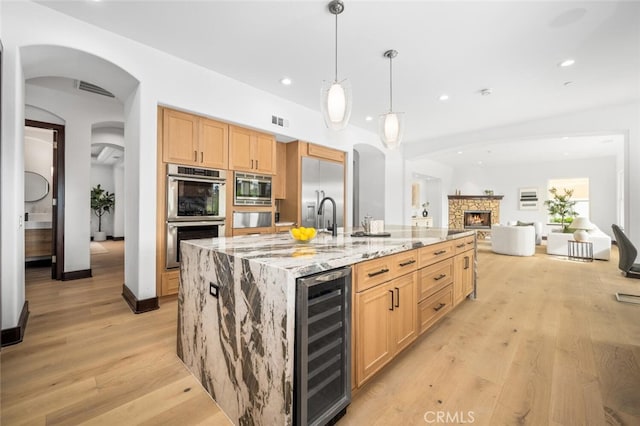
[91, 184, 115, 242]
[544, 187, 577, 232]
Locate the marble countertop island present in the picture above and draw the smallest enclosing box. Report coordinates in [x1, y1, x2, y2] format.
[177, 227, 475, 425]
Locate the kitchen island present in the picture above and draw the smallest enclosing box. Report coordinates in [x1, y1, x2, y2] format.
[178, 227, 476, 425]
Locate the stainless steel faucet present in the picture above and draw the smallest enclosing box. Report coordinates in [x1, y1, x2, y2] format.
[318, 197, 337, 237]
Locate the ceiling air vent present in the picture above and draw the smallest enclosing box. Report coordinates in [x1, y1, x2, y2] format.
[76, 80, 115, 98]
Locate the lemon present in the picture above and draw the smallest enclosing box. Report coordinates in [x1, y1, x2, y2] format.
[291, 228, 301, 239]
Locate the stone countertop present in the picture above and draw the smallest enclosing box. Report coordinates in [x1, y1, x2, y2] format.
[182, 226, 475, 279]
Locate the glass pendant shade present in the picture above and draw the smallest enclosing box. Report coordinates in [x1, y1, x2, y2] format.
[321, 79, 352, 130]
[379, 111, 404, 149]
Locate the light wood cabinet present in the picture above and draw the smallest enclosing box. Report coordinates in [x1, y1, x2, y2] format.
[25, 228, 52, 258]
[199, 117, 229, 169]
[162, 108, 228, 169]
[161, 270, 180, 295]
[356, 271, 417, 387]
[353, 236, 476, 387]
[273, 142, 287, 199]
[453, 250, 474, 305]
[228, 125, 276, 174]
[307, 143, 345, 163]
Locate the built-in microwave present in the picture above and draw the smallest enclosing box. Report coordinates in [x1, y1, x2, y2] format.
[167, 164, 227, 221]
[234, 172, 272, 206]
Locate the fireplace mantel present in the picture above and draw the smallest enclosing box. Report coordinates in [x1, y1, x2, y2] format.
[448, 195, 504, 200]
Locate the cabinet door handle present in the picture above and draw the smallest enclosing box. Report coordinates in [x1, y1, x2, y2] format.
[467, 241, 474, 245]
[398, 259, 416, 267]
[200, 151, 204, 163]
[368, 268, 390, 278]
[456, 243, 465, 248]
[389, 290, 394, 311]
[433, 302, 446, 312]
[251, 159, 254, 169]
[394, 287, 400, 307]
[194, 150, 198, 161]
[256, 160, 258, 169]
[464, 256, 470, 269]
[434, 273, 447, 281]
[434, 250, 447, 255]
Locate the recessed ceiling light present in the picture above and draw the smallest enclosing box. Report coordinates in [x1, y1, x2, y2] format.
[559, 59, 575, 67]
[439, 94, 449, 101]
[365, 116, 373, 121]
[477, 160, 483, 165]
[563, 152, 569, 156]
[280, 77, 292, 86]
[562, 136, 569, 140]
[457, 151, 463, 154]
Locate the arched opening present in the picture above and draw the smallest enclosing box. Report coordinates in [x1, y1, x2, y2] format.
[20, 45, 138, 292]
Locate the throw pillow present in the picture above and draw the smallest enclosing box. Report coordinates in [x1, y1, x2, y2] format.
[516, 221, 534, 227]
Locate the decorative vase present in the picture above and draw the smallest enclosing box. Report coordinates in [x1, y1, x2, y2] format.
[422, 209, 428, 217]
[573, 229, 589, 242]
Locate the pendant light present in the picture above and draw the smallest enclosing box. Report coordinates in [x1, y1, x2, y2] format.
[379, 49, 404, 149]
[321, 0, 352, 130]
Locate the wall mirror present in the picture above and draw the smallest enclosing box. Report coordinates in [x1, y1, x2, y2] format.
[25, 171, 50, 202]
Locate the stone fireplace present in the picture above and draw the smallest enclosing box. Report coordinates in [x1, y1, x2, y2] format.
[448, 195, 503, 237]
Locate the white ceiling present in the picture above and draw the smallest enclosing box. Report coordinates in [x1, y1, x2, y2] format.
[34, 0, 640, 165]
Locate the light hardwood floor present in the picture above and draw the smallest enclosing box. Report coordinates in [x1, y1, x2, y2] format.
[2, 240, 639, 425]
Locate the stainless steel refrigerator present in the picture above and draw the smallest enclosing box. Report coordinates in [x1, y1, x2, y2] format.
[301, 157, 344, 230]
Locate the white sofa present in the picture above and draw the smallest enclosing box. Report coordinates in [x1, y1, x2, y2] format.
[546, 227, 611, 260]
[491, 224, 536, 256]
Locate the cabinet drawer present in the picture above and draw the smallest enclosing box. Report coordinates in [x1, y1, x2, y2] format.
[161, 270, 180, 296]
[354, 256, 396, 292]
[418, 241, 453, 268]
[418, 258, 453, 301]
[418, 285, 453, 334]
[453, 236, 475, 254]
[392, 249, 418, 275]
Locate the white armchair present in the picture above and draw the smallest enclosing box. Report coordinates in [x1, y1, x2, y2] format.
[491, 224, 536, 256]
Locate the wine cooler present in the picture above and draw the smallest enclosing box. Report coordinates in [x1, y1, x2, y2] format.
[295, 266, 351, 426]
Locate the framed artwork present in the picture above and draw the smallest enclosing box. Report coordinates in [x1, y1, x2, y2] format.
[519, 187, 539, 210]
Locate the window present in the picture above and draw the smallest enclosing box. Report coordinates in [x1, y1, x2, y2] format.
[547, 178, 590, 222]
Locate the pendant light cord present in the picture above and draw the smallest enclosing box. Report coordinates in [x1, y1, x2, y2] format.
[334, 12, 339, 82]
[389, 54, 393, 112]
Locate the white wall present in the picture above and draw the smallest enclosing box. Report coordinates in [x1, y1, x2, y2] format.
[113, 163, 124, 238]
[450, 156, 618, 238]
[405, 158, 454, 228]
[356, 145, 385, 223]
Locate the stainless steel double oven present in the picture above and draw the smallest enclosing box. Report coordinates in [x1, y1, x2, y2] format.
[166, 164, 226, 269]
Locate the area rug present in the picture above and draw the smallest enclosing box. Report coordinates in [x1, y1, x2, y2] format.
[90, 242, 108, 254]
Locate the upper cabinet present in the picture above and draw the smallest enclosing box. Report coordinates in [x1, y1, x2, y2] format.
[162, 108, 228, 169]
[229, 125, 276, 174]
[273, 142, 287, 199]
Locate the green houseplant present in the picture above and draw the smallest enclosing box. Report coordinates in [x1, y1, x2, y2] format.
[544, 187, 578, 232]
[91, 184, 115, 241]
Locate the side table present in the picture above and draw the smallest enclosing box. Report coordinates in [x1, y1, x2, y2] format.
[567, 240, 593, 262]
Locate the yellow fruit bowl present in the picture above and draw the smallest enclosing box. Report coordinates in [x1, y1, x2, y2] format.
[289, 226, 317, 243]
